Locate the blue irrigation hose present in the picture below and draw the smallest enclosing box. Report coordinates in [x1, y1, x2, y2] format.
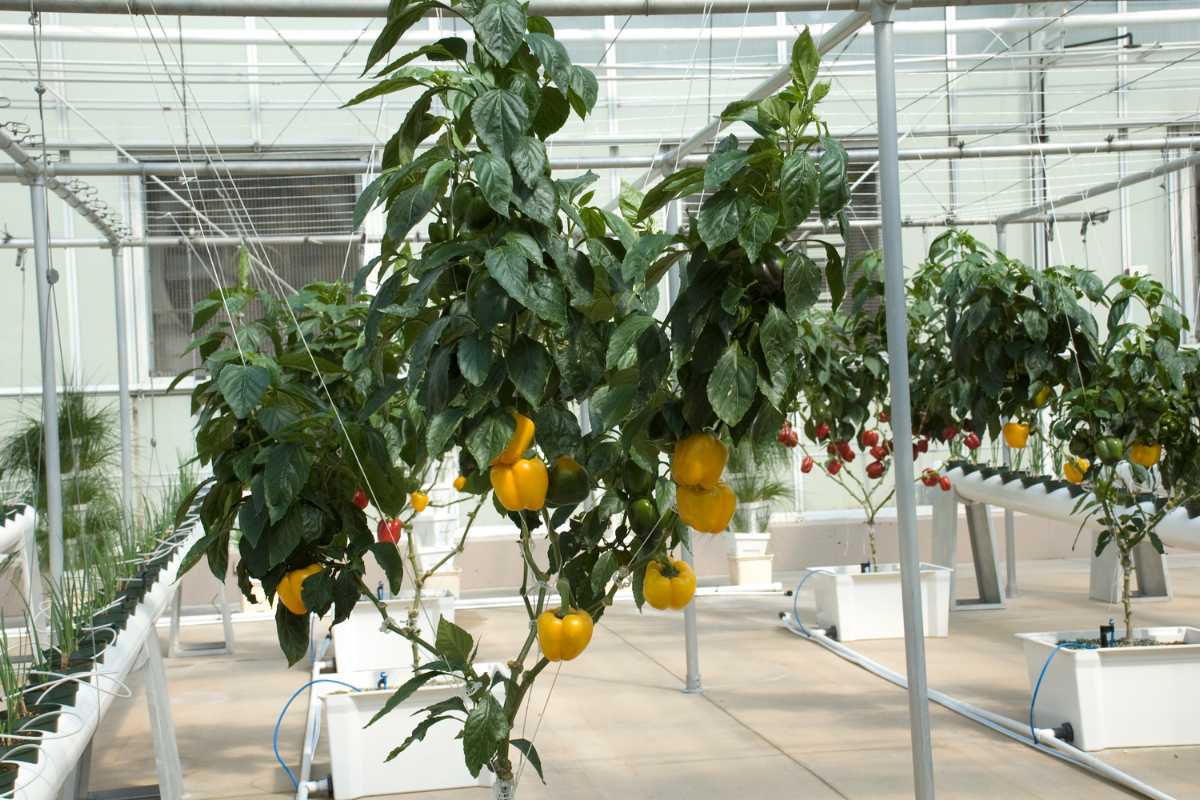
[1029, 641, 1096, 741]
[791, 568, 837, 637]
[274, 679, 362, 790]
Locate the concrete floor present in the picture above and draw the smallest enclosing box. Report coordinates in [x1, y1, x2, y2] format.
[89, 556, 1200, 800]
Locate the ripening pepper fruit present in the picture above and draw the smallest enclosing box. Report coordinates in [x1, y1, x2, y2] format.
[352, 488, 369, 509]
[1096, 436, 1124, 464]
[1034, 385, 1054, 407]
[628, 498, 658, 537]
[670, 433, 727, 490]
[453, 475, 467, 492]
[643, 559, 696, 611]
[1063, 457, 1089, 485]
[1128, 443, 1162, 468]
[622, 463, 656, 496]
[1002, 422, 1030, 449]
[537, 607, 594, 662]
[277, 564, 322, 616]
[494, 412, 536, 466]
[676, 481, 736, 534]
[490, 458, 549, 511]
[546, 456, 591, 507]
[410, 491, 429, 513]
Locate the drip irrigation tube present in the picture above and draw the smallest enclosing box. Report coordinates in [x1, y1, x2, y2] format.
[779, 609, 1176, 800]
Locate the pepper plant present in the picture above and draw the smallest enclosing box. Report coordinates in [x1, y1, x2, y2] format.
[1052, 276, 1200, 642]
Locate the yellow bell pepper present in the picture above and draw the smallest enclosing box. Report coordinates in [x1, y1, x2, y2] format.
[490, 458, 548, 511]
[643, 559, 696, 611]
[676, 481, 736, 534]
[1002, 421, 1030, 449]
[277, 564, 322, 616]
[670, 432, 727, 489]
[493, 411, 535, 466]
[1034, 385, 1054, 407]
[410, 491, 429, 513]
[453, 475, 467, 491]
[537, 607, 594, 662]
[1128, 442, 1161, 468]
[1063, 457, 1089, 485]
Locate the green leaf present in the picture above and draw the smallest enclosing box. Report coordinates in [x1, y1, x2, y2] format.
[467, 411, 516, 468]
[458, 334, 494, 387]
[779, 151, 819, 224]
[275, 603, 311, 666]
[435, 616, 475, 670]
[532, 405, 582, 461]
[607, 314, 657, 369]
[473, 152, 513, 217]
[427, 407, 466, 457]
[374, 37, 468, 77]
[264, 443, 311, 524]
[508, 337, 553, 405]
[300, 570, 334, 617]
[621, 233, 673, 284]
[759, 305, 796, 377]
[707, 343, 758, 426]
[704, 146, 750, 191]
[638, 167, 704, 221]
[566, 65, 599, 117]
[791, 28, 820, 87]
[269, 503, 320, 569]
[525, 32, 571, 91]
[386, 184, 436, 240]
[473, 0, 526, 65]
[1021, 309, 1048, 342]
[386, 715, 452, 761]
[818, 136, 850, 220]
[589, 384, 636, 432]
[532, 85, 570, 139]
[371, 541, 404, 594]
[738, 205, 778, 263]
[510, 739, 546, 784]
[590, 551, 617, 595]
[484, 241, 530, 302]
[216, 363, 269, 419]
[367, 671, 442, 727]
[816, 240, 845, 312]
[463, 694, 508, 778]
[784, 252, 823, 319]
[343, 70, 429, 108]
[513, 176, 558, 226]
[510, 136, 548, 185]
[525, 273, 568, 326]
[471, 89, 530, 157]
[697, 189, 742, 250]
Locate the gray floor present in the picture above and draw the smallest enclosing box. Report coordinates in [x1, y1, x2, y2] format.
[90, 556, 1200, 799]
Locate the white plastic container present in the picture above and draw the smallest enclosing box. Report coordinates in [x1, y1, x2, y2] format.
[808, 563, 952, 641]
[332, 592, 455, 683]
[1017, 626, 1200, 751]
[322, 665, 500, 799]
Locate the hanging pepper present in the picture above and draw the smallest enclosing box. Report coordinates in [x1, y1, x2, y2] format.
[1096, 437, 1124, 464]
[453, 475, 467, 492]
[490, 458, 549, 511]
[1063, 457, 1089, 485]
[546, 456, 591, 507]
[670, 432, 727, 489]
[676, 481, 736, 534]
[1002, 421, 1030, 449]
[410, 491, 429, 513]
[537, 607, 594, 662]
[494, 412, 535, 466]
[277, 565, 322, 616]
[1128, 443, 1161, 468]
[643, 559, 696, 611]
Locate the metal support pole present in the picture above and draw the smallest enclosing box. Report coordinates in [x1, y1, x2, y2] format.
[995, 223, 1018, 599]
[665, 198, 701, 694]
[871, 3, 935, 797]
[30, 174, 65, 591]
[111, 246, 134, 529]
[142, 638, 184, 800]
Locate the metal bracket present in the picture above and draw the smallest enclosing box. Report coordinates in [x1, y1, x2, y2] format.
[167, 579, 234, 658]
[1088, 532, 1171, 604]
[930, 490, 1005, 610]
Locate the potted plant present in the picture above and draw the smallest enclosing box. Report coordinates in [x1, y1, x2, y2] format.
[179, 9, 854, 796]
[787, 262, 952, 641]
[724, 440, 791, 586]
[1021, 274, 1200, 750]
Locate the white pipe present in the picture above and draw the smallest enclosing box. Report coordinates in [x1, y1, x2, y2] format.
[779, 618, 1177, 800]
[4, 10, 1199, 46]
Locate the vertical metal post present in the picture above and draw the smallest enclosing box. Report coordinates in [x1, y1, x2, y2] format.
[871, 3, 935, 797]
[142, 638, 184, 800]
[995, 223, 1018, 598]
[665, 199, 701, 694]
[30, 174, 65, 590]
[112, 246, 134, 528]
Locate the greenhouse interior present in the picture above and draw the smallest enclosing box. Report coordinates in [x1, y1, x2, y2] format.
[1, 0, 1199, 798]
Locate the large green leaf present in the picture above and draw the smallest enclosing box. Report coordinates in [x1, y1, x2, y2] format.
[738, 205, 778, 263]
[507, 336, 553, 405]
[784, 252, 823, 319]
[513, 176, 557, 226]
[638, 167, 704, 220]
[463, 694, 509, 778]
[780, 151, 819, 224]
[818, 136, 850, 220]
[427, 407, 466, 456]
[466, 411, 516, 468]
[532, 405, 582, 461]
[484, 241, 530, 302]
[532, 85, 570, 139]
[510, 739, 545, 784]
[704, 148, 750, 191]
[216, 363, 269, 419]
[276, 604, 310, 667]
[366, 671, 442, 727]
[457, 334, 494, 387]
[473, 0, 526, 65]
[567, 65, 599, 117]
[707, 343, 758, 426]
[510, 137, 548, 185]
[791, 28, 819, 88]
[471, 89, 529, 156]
[525, 273, 568, 326]
[386, 184, 436, 240]
[473, 152, 513, 217]
[696, 189, 742, 250]
[343, 70, 429, 108]
[525, 32, 571, 91]
[371, 541, 404, 594]
[607, 314, 656, 369]
[436, 616, 476, 670]
[373, 37, 468, 77]
[759, 304, 796, 378]
[264, 442, 311, 524]
[620, 232, 673, 284]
